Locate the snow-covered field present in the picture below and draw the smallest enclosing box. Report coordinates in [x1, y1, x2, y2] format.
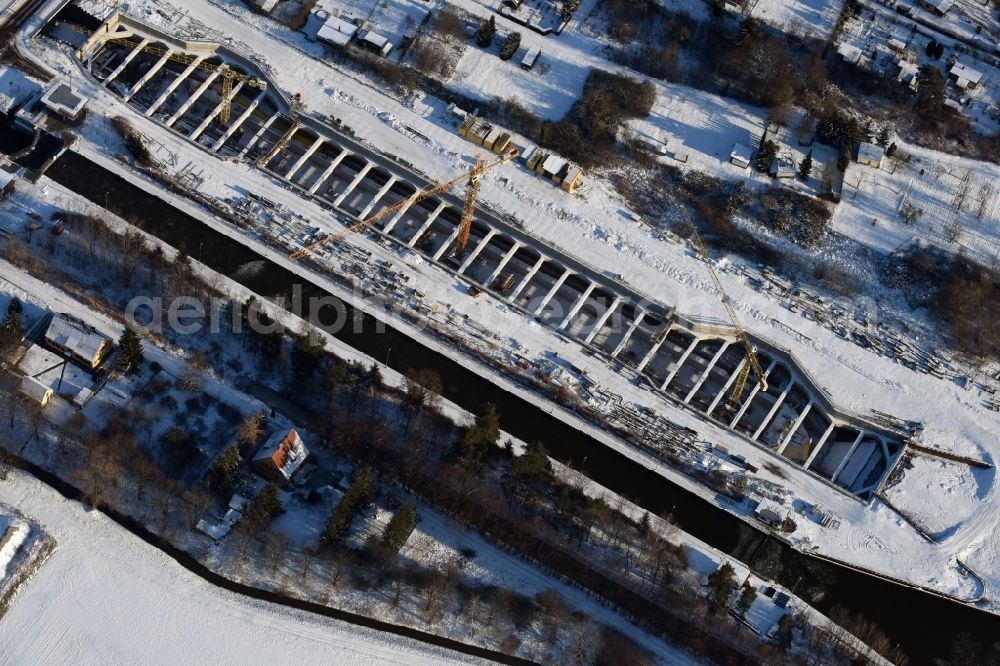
[0, 470, 485, 665]
[748, 0, 845, 39]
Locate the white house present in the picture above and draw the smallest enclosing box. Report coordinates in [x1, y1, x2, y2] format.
[42, 313, 112, 369]
[317, 15, 358, 48]
[949, 62, 983, 90]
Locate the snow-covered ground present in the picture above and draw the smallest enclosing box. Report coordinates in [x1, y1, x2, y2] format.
[0, 470, 487, 665]
[748, 0, 845, 40]
[0, 514, 30, 580]
[14, 0, 1000, 617]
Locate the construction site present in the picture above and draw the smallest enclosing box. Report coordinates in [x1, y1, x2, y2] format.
[61, 12, 911, 502]
[5, 0, 1000, 661]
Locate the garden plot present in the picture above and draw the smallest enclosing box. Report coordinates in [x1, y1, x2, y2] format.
[308, 0, 432, 50]
[746, 0, 846, 40]
[834, 144, 1000, 265]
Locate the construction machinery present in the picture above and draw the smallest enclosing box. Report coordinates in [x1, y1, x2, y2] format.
[73, 25, 267, 123]
[289, 148, 519, 262]
[678, 205, 767, 407]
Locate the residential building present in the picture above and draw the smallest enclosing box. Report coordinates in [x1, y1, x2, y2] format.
[949, 62, 983, 90]
[317, 15, 358, 48]
[42, 313, 112, 369]
[252, 428, 309, 485]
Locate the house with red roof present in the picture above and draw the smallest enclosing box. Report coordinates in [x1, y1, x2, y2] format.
[251, 428, 309, 485]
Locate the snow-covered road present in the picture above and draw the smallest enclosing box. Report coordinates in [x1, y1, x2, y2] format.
[0, 470, 483, 666]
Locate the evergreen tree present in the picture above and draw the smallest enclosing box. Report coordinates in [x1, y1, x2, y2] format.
[379, 503, 416, 557]
[775, 613, 794, 650]
[640, 511, 651, 535]
[876, 125, 891, 148]
[0, 309, 23, 358]
[499, 31, 521, 61]
[290, 332, 325, 387]
[324, 359, 349, 393]
[798, 150, 813, 180]
[706, 562, 736, 614]
[242, 482, 282, 533]
[208, 444, 241, 496]
[836, 149, 850, 172]
[117, 325, 145, 374]
[322, 466, 376, 544]
[755, 139, 778, 173]
[458, 403, 501, 468]
[917, 65, 946, 116]
[477, 16, 495, 47]
[173, 244, 193, 283]
[736, 582, 757, 618]
[511, 440, 551, 481]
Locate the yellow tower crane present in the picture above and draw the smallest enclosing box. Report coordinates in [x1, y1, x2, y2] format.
[77, 27, 267, 123]
[289, 149, 519, 262]
[678, 205, 767, 407]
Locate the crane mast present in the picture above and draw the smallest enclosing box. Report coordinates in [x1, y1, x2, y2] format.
[74, 26, 267, 123]
[289, 149, 518, 261]
[679, 206, 767, 406]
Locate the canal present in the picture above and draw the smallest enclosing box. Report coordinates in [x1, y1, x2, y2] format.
[38, 148, 999, 663]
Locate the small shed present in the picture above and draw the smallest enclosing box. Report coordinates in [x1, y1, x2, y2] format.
[561, 164, 584, 192]
[730, 143, 753, 169]
[359, 30, 392, 57]
[540, 154, 567, 181]
[251, 0, 279, 13]
[769, 156, 796, 179]
[916, 0, 953, 15]
[857, 141, 884, 168]
[755, 500, 787, 527]
[669, 140, 689, 163]
[521, 46, 541, 70]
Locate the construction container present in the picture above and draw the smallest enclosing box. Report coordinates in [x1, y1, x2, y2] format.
[492, 132, 512, 154]
[483, 126, 504, 151]
[526, 149, 546, 172]
[562, 165, 584, 192]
